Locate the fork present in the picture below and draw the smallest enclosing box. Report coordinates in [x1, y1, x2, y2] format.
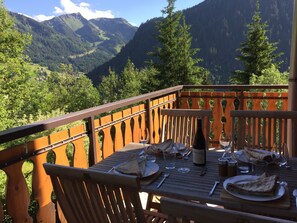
[209, 180, 220, 196]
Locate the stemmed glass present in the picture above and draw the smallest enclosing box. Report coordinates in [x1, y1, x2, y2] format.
[278, 143, 290, 168]
[219, 132, 231, 158]
[139, 128, 149, 146]
[139, 128, 156, 162]
[177, 136, 191, 174]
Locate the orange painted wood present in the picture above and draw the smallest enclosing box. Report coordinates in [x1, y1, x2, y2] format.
[131, 105, 141, 143]
[31, 153, 55, 223]
[49, 131, 69, 165]
[27, 137, 55, 223]
[138, 104, 146, 143]
[49, 129, 69, 144]
[122, 108, 133, 146]
[69, 125, 88, 168]
[100, 115, 114, 158]
[152, 98, 161, 144]
[112, 111, 124, 151]
[4, 162, 32, 223]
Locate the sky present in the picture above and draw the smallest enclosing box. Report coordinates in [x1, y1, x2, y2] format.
[4, 0, 204, 27]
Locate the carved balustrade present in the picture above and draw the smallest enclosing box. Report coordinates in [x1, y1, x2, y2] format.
[0, 85, 288, 222]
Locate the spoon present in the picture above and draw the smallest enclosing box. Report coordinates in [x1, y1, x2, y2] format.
[293, 189, 297, 207]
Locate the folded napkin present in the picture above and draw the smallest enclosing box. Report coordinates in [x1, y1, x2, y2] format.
[144, 139, 174, 155]
[226, 174, 279, 197]
[115, 156, 146, 177]
[244, 148, 276, 163]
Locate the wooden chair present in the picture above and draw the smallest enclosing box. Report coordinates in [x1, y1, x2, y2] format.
[43, 163, 167, 223]
[146, 109, 212, 211]
[230, 110, 297, 152]
[160, 197, 296, 223]
[160, 109, 213, 148]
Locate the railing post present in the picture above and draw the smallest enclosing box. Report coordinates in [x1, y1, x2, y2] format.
[86, 116, 97, 166]
[176, 90, 181, 108]
[145, 99, 152, 143]
[288, 0, 297, 157]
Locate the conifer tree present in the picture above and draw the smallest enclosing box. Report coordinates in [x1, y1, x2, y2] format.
[151, 0, 209, 89]
[231, 1, 283, 84]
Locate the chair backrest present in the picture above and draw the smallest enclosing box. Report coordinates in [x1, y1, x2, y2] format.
[43, 163, 146, 223]
[230, 110, 297, 152]
[160, 109, 212, 148]
[160, 197, 295, 223]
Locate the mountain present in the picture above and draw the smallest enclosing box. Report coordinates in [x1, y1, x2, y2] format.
[11, 12, 137, 72]
[88, 0, 293, 85]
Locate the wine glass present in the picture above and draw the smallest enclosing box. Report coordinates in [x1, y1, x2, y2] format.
[219, 132, 231, 158]
[278, 143, 290, 168]
[177, 136, 191, 173]
[139, 128, 149, 146]
[139, 128, 156, 162]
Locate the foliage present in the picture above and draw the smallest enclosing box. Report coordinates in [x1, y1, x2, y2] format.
[97, 69, 120, 104]
[0, 1, 32, 129]
[231, 1, 283, 84]
[139, 65, 160, 94]
[44, 68, 100, 113]
[90, 0, 292, 85]
[250, 65, 289, 87]
[11, 12, 137, 74]
[150, 0, 209, 88]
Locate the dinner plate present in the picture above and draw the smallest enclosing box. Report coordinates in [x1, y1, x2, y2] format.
[223, 175, 285, 201]
[113, 161, 159, 178]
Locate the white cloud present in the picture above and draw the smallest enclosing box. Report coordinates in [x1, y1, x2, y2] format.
[53, 0, 114, 20]
[33, 14, 55, 22]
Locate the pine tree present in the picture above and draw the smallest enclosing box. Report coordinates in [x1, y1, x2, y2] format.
[231, 1, 283, 84]
[150, 0, 209, 89]
[119, 59, 141, 99]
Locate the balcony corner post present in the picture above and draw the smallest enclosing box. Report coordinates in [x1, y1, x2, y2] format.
[145, 99, 152, 143]
[176, 89, 182, 108]
[86, 116, 97, 166]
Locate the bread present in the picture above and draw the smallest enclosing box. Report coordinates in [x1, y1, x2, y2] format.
[226, 174, 278, 196]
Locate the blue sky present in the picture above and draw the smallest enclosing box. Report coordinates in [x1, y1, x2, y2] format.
[4, 0, 204, 26]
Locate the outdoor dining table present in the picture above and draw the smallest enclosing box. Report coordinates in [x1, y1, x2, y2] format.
[89, 143, 297, 221]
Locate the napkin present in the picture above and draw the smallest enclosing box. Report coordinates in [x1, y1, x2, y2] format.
[144, 139, 174, 155]
[226, 174, 279, 197]
[244, 148, 275, 163]
[115, 156, 147, 177]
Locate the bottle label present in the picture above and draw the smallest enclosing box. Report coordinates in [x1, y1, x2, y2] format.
[193, 149, 205, 165]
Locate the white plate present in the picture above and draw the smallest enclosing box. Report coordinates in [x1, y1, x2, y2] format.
[114, 161, 159, 178]
[223, 175, 285, 201]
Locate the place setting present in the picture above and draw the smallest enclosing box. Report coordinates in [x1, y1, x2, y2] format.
[218, 146, 291, 208]
[144, 139, 192, 174]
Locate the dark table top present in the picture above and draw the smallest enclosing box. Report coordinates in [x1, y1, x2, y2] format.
[89, 143, 297, 220]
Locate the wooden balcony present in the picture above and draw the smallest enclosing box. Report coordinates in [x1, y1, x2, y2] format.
[0, 84, 290, 222]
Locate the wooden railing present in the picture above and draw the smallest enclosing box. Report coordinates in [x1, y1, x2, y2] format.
[0, 85, 288, 222]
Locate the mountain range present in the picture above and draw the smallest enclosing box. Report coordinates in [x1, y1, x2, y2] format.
[88, 0, 293, 85]
[10, 0, 294, 86]
[11, 12, 137, 73]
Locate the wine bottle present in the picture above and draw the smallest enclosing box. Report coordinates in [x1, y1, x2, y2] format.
[192, 118, 206, 166]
